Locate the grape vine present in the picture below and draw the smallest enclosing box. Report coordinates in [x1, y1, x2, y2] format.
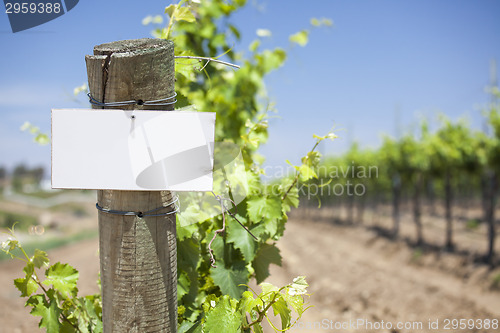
[7, 0, 335, 332]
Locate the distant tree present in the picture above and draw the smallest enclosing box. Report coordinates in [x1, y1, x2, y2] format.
[13, 164, 27, 178]
[427, 117, 475, 250]
[31, 166, 44, 185]
[11, 164, 27, 192]
[11, 164, 45, 192]
[486, 104, 500, 265]
[0, 166, 6, 194]
[380, 136, 403, 237]
[399, 129, 431, 246]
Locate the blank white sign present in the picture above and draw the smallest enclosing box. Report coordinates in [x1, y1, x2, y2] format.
[51, 109, 215, 191]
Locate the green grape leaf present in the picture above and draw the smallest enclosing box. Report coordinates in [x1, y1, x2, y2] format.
[227, 219, 257, 262]
[164, 4, 176, 17]
[3, 238, 19, 251]
[285, 159, 300, 171]
[209, 232, 225, 262]
[178, 320, 202, 333]
[282, 186, 300, 214]
[210, 262, 249, 298]
[247, 130, 267, 148]
[253, 324, 264, 333]
[272, 296, 291, 330]
[260, 282, 278, 296]
[284, 293, 305, 317]
[152, 15, 163, 24]
[249, 39, 260, 52]
[239, 290, 263, 315]
[43, 262, 79, 298]
[176, 216, 199, 241]
[310, 17, 333, 27]
[228, 24, 241, 40]
[178, 271, 191, 300]
[264, 218, 279, 238]
[60, 321, 76, 333]
[24, 261, 35, 276]
[302, 151, 321, 168]
[252, 244, 282, 284]
[84, 295, 102, 323]
[289, 30, 309, 47]
[204, 295, 241, 332]
[14, 262, 37, 297]
[177, 204, 211, 228]
[247, 196, 282, 225]
[174, 92, 191, 109]
[258, 48, 287, 73]
[60, 321, 75, 333]
[14, 276, 38, 297]
[211, 33, 226, 48]
[327, 132, 338, 140]
[27, 291, 62, 332]
[178, 238, 201, 270]
[246, 196, 266, 222]
[264, 197, 283, 220]
[175, 7, 196, 22]
[298, 164, 317, 182]
[33, 249, 49, 268]
[289, 276, 308, 295]
[310, 18, 321, 27]
[34, 134, 49, 145]
[247, 222, 268, 240]
[245, 171, 262, 195]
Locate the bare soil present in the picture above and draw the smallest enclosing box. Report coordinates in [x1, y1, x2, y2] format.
[262, 207, 500, 333]
[1, 204, 499, 333]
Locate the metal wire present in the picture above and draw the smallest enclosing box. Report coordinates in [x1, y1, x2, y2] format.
[96, 195, 180, 217]
[207, 191, 258, 268]
[87, 92, 177, 107]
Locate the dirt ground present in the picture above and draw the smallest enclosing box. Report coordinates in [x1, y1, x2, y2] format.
[1, 205, 499, 333]
[262, 207, 500, 333]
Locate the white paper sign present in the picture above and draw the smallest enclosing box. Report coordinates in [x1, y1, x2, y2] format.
[51, 109, 215, 191]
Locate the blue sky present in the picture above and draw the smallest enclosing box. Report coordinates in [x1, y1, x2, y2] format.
[1, 0, 499, 174]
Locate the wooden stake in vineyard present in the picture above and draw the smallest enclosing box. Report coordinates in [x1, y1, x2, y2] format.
[86, 39, 177, 332]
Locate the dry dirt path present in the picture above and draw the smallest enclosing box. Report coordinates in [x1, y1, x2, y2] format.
[263, 214, 500, 333]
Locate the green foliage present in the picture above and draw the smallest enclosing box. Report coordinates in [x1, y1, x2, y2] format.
[289, 30, 309, 47]
[143, 0, 331, 329]
[20, 122, 49, 146]
[427, 115, 477, 176]
[487, 104, 500, 172]
[411, 248, 424, 263]
[466, 219, 481, 230]
[2, 228, 102, 332]
[0, 210, 38, 231]
[289, 17, 333, 47]
[0, 229, 98, 263]
[491, 273, 500, 290]
[8, 1, 333, 331]
[179, 277, 310, 332]
[310, 17, 333, 27]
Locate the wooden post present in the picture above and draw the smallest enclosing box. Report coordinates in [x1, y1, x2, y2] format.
[85, 39, 177, 332]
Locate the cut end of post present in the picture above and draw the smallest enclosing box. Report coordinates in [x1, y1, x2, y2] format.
[93, 38, 174, 57]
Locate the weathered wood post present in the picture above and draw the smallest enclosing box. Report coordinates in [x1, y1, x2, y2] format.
[85, 39, 177, 332]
